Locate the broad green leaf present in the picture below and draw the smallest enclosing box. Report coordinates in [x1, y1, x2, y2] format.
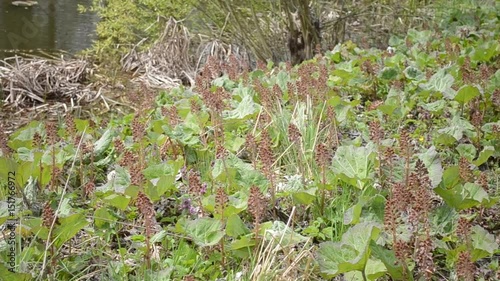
[224, 94, 260, 120]
[438, 115, 476, 141]
[441, 166, 460, 189]
[0, 264, 32, 281]
[434, 182, 490, 210]
[370, 242, 409, 280]
[344, 258, 387, 281]
[463, 183, 489, 205]
[456, 143, 476, 162]
[344, 202, 363, 225]
[417, 146, 443, 187]
[94, 207, 115, 228]
[96, 167, 131, 194]
[421, 100, 446, 112]
[226, 214, 250, 238]
[404, 66, 425, 81]
[263, 221, 308, 248]
[93, 128, 113, 155]
[0, 157, 17, 182]
[431, 204, 458, 236]
[147, 174, 176, 200]
[53, 212, 89, 248]
[473, 146, 494, 166]
[317, 222, 381, 277]
[454, 85, 480, 104]
[103, 194, 131, 210]
[470, 40, 500, 62]
[185, 217, 225, 247]
[331, 144, 376, 189]
[470, 225, 498, 261]
[151, 230, 168, 243]
[422, 69, 455, 98]
[291, 189, 317, 205]
[379, 67, 399, 80]
[143, 162, 176, 179]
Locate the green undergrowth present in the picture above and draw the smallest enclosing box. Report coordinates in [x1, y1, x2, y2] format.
[1, 2, 500, 280]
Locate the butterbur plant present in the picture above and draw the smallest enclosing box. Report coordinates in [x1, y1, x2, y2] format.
[315, 142, 331, 215]
[258, 130, 275, 206]
[136, 191, 156, 269]
[2, 6, 500, 280]
[248, 185, 267, 238]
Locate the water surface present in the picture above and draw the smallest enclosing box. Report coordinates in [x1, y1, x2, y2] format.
[0, 0, 98, 57]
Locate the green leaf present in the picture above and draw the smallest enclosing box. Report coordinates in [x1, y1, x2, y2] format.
[263, 221, 308, 248]
[331, 144, 376, 189]
[226, 214, 250, 238]
[422, 69, 455, 98]
[404, 66, 424, 81]
[344, 202, 363, 225]
[0, 157, 18, 182]
[291, 189, 317, 205]
[438, 115, 476, 141]
[379, 67, 399, 80]
[0, 263, 32, 281]
[103, 194, 131, 210]
[417, 146, 443, 188]
[434, 182, 490, 210]
[185, 218, 225, 247]
[456, 143, 477, 162]
[317, 222, 381, 278]
[94, 207, 115, 228]
[421, 100, 446, 112]
[53, 212, 89, 248]
[223, 94, 260, 120]
[370, 242, 409, 280]
[93, 128, 113, 155]
[470, 225, 498, 261]
[454, 85, 480, 104]
[472, 146, 494, 166]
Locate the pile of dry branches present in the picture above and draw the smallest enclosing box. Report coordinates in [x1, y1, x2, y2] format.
[121, 17, 253, 89]
[121, 18, 195, 88]
[0, 56, 96, 107]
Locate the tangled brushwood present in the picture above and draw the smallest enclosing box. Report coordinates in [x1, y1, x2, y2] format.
[0, 56, 97, 107]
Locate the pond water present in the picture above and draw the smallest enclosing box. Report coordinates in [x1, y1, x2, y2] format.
[0, 0, 98, 58]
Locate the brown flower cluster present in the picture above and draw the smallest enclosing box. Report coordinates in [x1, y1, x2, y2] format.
[477, 172, 489, 191]
[245, 133, 257, 164]
[369, 120, 384, 145]
[84, 181, 95, 198]
[162, 105, 180, 127]
[399, 129, 411, 159]
[459, 157, 473, 183]
[461, 56, 474, 85]
[315, 142, 332, 168]
[469, 97, 483, 128]
[136, 192, 156, 238]
[45, 122, 59, 145]
[248, 186, 267, 225]
[492, 89, 500, 108]
[42, 202, 56, 228]
[215, 187, 229, 216]
[196, 57, 229, 114]
[288, 123, 301, 143]
[131, 115, 146, 143]
[385, 157, 436, 279]
[65, 114, 76, 137]
[188, 169, 205, 196]
[456, 251, 476, 281]
[456, 216, 471, 242]
[258, 130, 275, 183]
[414, 229, 436, 279]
